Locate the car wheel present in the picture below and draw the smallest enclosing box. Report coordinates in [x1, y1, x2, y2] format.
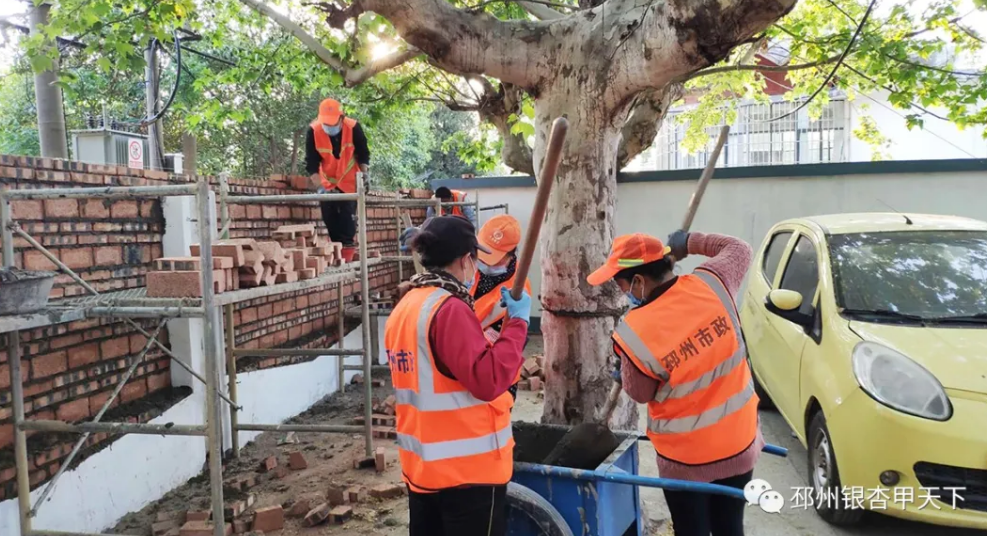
[748, 356, 775, 410]
[807, 411, 864, 526]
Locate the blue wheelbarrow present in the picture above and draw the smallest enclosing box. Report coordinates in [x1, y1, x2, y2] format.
[507, 422, 787, 536]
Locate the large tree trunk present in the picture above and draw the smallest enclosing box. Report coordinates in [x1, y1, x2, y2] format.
[534, 83, 637, 429]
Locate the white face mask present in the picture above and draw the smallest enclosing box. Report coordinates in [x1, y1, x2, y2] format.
[323, 123, 342, 136]
[478, 261, 509, 277]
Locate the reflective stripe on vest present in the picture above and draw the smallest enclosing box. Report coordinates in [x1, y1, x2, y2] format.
[393, 288, 488, 412]
[385, 287, 514, 489]
[652, 270, 748, 403]
[471, 275, 532, 330]
[397, 425, 513, 462]
[612, 271, 758, 464]
[310, 118, 358, 193]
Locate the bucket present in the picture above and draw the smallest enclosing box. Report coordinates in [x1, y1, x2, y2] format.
[0, 268, 57, 315]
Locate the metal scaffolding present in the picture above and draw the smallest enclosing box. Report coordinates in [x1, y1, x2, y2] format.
[0, 176, 457, 536]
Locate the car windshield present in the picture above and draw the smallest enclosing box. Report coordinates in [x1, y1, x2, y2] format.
[829, 230, 987, 320]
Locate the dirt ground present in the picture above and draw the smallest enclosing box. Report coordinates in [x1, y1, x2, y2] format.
[112, 370, 411, 536]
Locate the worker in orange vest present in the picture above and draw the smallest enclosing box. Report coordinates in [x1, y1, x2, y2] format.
[385, 215, 531, 536]
[304, 98, 369, 262]
[470, 214, 532, 400]
[587, 230, 763, 536]
[427, 186, 477, 227]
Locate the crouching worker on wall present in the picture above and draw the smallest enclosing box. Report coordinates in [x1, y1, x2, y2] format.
[384, 215, 531, 536]
[587, 231, 764, 536]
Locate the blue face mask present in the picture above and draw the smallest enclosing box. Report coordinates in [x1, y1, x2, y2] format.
[323, 123, 342, 136]
[463, 258, 476, 289]
[626, 279, 644, 307]
[478, 261, 509, 277]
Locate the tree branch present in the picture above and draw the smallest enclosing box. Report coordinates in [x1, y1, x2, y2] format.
[680, 55, 842, 82]
[238, 0, 419, 88]
[518, 1, 564, 20]
[617, 85, 681, 169]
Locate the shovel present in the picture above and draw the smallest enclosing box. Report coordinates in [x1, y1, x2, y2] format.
[542, 125, 731, 469]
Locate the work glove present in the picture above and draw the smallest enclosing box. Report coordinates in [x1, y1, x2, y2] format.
[500, 286, 532, 325]
[667, 229, 690, 260]
[399, 227, 419, 253]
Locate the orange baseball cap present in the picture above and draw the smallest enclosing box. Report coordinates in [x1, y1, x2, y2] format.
[477, 214, 521, 265]
[318, 98, 343, 125]
[586, 233, 671, 286]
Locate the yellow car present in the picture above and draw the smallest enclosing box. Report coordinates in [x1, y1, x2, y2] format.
[740, 213, 987, 529]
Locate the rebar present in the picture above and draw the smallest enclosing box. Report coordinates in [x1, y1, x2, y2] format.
[19, 420, 208, 435]
[5, 184, 197, 199]
[30, 321, 167, 517]
[226, 193, 359, 204]
[358, 175, 374, 457]
[197, 178, 227, 536]
[232, 348, 365, 357]
[234, 423, 364, 433]
[2, 191, 32, 536]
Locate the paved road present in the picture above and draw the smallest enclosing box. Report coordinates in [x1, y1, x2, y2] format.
[512, 391, 983, 535]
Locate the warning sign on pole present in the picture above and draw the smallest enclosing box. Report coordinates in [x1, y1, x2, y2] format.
[128, 139, 144, 169]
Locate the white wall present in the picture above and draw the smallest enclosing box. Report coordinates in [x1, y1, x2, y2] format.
[459, 166, 987, 322]
[848, 91, 987, 161]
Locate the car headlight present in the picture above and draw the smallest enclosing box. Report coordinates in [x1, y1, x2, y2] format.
[851, 342, 952, 421]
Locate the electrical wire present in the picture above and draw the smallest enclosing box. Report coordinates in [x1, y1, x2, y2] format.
[141, 31, 182, 126]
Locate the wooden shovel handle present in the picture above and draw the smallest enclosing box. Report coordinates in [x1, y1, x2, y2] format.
[510, 117, 569, 300]
[680, 125, 729, 233]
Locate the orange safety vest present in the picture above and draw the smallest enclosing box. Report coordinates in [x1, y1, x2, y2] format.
[384, 287, 515, 492]
[310, 117, 359, 194]
[470, 273, 532, 382]
[442, 190, 467, 217]
[612, 270, 758, 465]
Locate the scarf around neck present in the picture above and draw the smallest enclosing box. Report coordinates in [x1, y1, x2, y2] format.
[408, 269, 475, 310]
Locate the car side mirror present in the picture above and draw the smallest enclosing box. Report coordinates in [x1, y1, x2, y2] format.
[765, 289, 812, 326]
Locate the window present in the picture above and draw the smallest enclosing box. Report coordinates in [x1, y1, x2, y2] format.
[779, 235, 820, 315]
[642, 98, 846, 171]
[762, 231, 793, 283]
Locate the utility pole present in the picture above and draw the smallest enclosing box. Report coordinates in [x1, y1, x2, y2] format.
[182, 133, 197, 175]
[145, 39, 164, 170]
[30, 2, 68, 159]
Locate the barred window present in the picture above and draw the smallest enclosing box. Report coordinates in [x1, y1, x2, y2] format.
[642, 98, 847, 171]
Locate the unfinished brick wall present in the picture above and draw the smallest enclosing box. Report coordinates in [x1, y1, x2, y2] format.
[0, 155, 425, 500]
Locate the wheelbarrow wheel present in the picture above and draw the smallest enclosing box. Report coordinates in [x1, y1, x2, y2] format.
[506, 482, 574, 536]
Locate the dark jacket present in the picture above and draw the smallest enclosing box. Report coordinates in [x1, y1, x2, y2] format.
[304, 122, 371, 175]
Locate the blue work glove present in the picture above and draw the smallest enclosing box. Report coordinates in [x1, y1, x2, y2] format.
[317, 186, 328, 194]
[500, 286, 531, 325]
[399, 227, 419, 253]
[667, 229, 690, 260]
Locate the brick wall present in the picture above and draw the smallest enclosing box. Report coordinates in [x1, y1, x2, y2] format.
[0, 155, 427, 500]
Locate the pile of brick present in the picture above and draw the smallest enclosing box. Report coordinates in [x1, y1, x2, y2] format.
[146, 225, 345, 298]
[294, 479, 403, 527]
[517, 355, 546, 391]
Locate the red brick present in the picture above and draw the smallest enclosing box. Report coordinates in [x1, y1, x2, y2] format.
[369, 483, 404, 499]
[101, 337, 130, 359]
[346, 486, 366, 503]
[275, 272, 298, 284]
[303, 503, 330, 527]
[81, 199, 109, 219]
[327, 483, 347, 505]
[186, 511, 210, 522]
[0, 360, 27, 390]
[146, 271, 223, 298]
[240, 307, 257, 324]
[0, 423, 13, 449]
[252, 506, 284, 532]
[190, 244, 244, 267]
[329, 505, 353, 524]
[44, 199, 79, 218]
[232, 519, 250, 534]
[61, 248, 93, 270]
[32, 351, 67, 379]
[121, 379, 147, 403]
[141, 201, 155, 218]
[288, 451, 308, 470]
[375, 446, 387, 473]
[155, 257, 234, 271]
[179, 521, 212, 536]
[94, 246, 123, 265]
[12, 200, 43, 220]
[56, 397, 90, 422]
[89, 390, 116, 414]
[147, 372, 170, 393]
[110, 200, 139, 218]
[23, 250, 57, 271]
[68, 342, 100, 369]
[259, 456, 277, 472]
